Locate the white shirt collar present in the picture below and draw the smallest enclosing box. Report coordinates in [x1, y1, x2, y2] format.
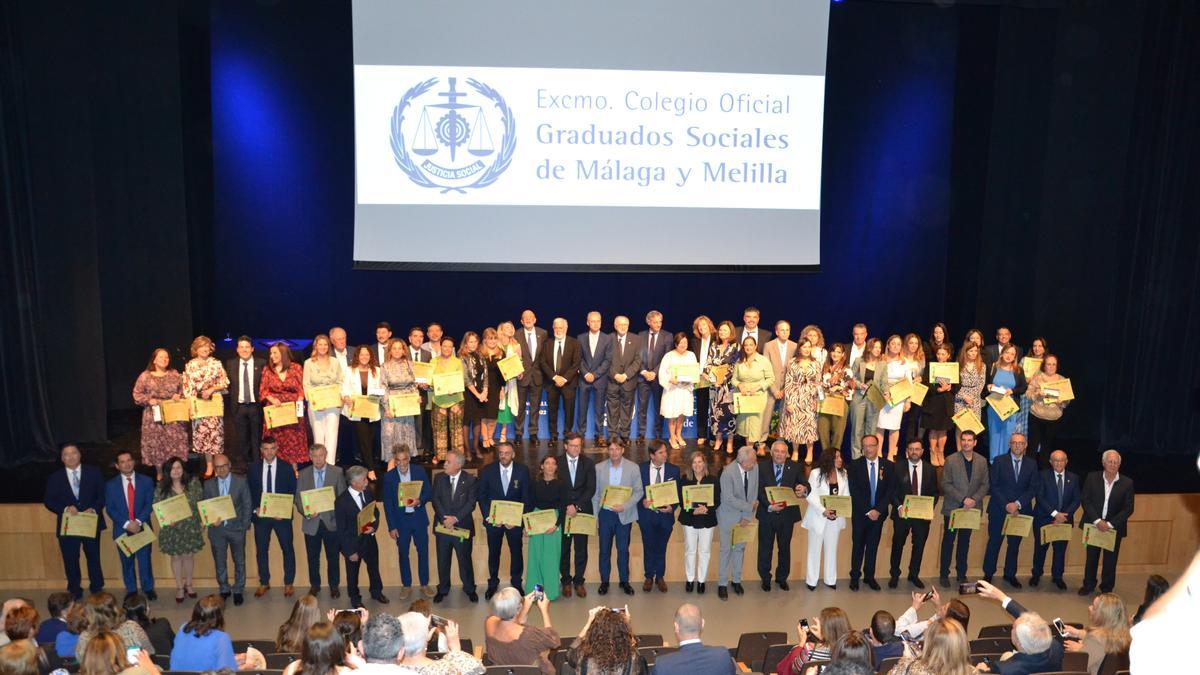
[678, 638, 702, 647]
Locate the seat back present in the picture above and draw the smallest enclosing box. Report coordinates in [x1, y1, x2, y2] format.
[1097, 650, 1130, 675]
[231, 640, 274, 653]
[635, 633, 664, 647]
[969, 638, 1013, 654]
[264, 653, 299, 669]
[761, 643, 796, 675]
[877, 656, 901, 674]
[969, 653, 1002, 666]
[1060, 651, 1089, 672]
[483, 667, 542, 675]
[976, 624, 1012, 639]
[636, 646, 678, 666]
[734, 631, 788, 668]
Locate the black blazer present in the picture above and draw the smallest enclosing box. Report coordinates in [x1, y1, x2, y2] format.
[985, 365, 1028, 400]
[1080, 471, 1135, 537]
[677, 475, 720, 529]
[44, 465, 107, 535]
[848, 456, 895, 517]
[518, 326, 549, 387]
[557, 453, 596, 514]
[225, 355, 267, 406]
[432, 470, 479, 533]
[335, 487, 380, 556]
[740, 327, 772, 354]
[756, 459, 810, 524]
[538, 335, 582, 390]
[890, 460, 939, 516]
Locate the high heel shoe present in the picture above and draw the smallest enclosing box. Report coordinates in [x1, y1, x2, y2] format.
[175, 590, 185, 604]
[186, 586, 197, 599]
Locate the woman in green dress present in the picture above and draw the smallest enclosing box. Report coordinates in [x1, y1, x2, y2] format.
[527, 454, 567, 601]
[155, 457, 205, 602]
[732, 336, 775, 452]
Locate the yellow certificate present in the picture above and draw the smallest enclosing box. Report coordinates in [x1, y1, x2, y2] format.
[986, 393, 1019, 421]
[733, 392, 767, 414]
[708, 364, 731, 385]
[488, 500, 525, 527]
[1082, 523, 1116, 551]
[765, 486, 803, 507]
[1040, 523, 1073, 543]
[952, 408, 985, 434]
[263, 403, 298, 428]
[601, 485, 633, 510]
[154, 494, 193, 527]
[522, 508, 558, 534]
[388, 393, 421, 417]
[929, 362, 959, 384]
[866, 381, 886, 409]
[910, 382, 930, 407]
[307, 385, 342, 411]
[949, 508, 981, 531]
[159, 399, 191, 423]
[902, 495, 935, 520]
[1041, 378, 1075, 403]
[730, 522, 756, 547]
[646, 480, 679, 508]
[820, 495, 853, 515]
[1021, 357, 1043, 380]
[410, 361, 433, 384]
[435, 523, 471, 540]
[670, 363, 701, 383]
[60, 511, 99, 537]
[259, 493, 294, 519]
[351, 395, 381, 419]
[197, 495, 237, 526]
[432, 371, 464, 396]
[682, 484, 714, 508]
[498, 354, 524, 381]
[115, 527, 157, 556]
[398, 481, 424, 507]
[356, 504, 378, 532]
[819, 395, 846, 417]
[564, 512, 598, 536]
[190, 394, 224, 419]
[889, 379, 914, 404]
[299, 486, 336, 517]
[1001, 513, 1033, 538]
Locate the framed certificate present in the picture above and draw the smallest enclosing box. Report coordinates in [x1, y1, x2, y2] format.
[388, 393, 421, 417]
[153, 494, 193, 527]
[564, 512, 598, 536]
[488, 500, 525, 528]
[259, 493, 294, 520]
[682, 484, 714, 508]
[498, 355, 524, 381]
[733, 392, 767, 415]
[410, 361, 433, 384]
[299, 487, 337, 517]
[197, 495, 237, 526]
[929, 362, 959, 384]
[159, 399, 191, 423]
[263, 403, 298, 428]
[190, 394, 224, 419]
[901, 495, 935, 520]
[398, 481, 424, 507]
[432, 371, 465, 396]
[522, 509, 558, 534]
[948, 508, 981, 531]
[307, 385, 342, 411]
[59, 511, 99, 538]
[765, 486, 802, 507]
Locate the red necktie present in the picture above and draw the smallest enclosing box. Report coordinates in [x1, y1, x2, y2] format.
[911, 466, 919, 496]
[126, 478, 136, 522]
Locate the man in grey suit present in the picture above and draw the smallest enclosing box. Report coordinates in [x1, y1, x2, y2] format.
[651, 604, 736, 675]
[516, 309, 549, 443]
[296, 444, 347, 598]
[592, 438, 643, 596]
[716, 446, 759, 600]
[939, 430, 989, 586]
[761, 321, 797, 441]
[202, 454, 252, 605]
[605, 316, 643, 444]
[432, 450, 479, 603]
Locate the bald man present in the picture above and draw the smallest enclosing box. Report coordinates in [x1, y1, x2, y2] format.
[651, 604, 735, 675]
[1079, 450, 1134, 594]
[1029, 450, 1079, 590]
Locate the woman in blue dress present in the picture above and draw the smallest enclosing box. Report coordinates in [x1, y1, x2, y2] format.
[984, 343, 1027, 462]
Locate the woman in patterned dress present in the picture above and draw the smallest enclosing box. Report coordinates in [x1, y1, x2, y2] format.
[183, 335, 229, 479]
[781, 339, 821, 463]
[260, 342, 308, 466]
[495, 322, 522, 443]
[430, 337, 466, 464]
[155, 456, 204, 602]
[706, 320, 740, 455]
[132, 348, 189, 477]
[954, 342, 986, 448]
[381, 337, 418, 470]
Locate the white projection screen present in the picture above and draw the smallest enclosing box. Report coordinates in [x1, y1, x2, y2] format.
[351, 0, 830, 271]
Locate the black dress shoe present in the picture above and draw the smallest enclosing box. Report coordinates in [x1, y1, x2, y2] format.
[685, 581, 694, 593]
[697, 583, 705, 594]
[983, 575, 994, 583]
[865, 579, 881, 591]
[466, 592, 479, 602]
[233, 593, 244, 606]
[777, 580, 790, 591]
[1028, 576, 1040, 587]
[145, 590, 158, 601]
[530, 435, 539, 443]
[826, 584, 837, 590]
[1053, 579, 1067, 590]
[718, 586, 728, 600]
[909, 576, 925, 589]
[598, 582, 610, 595]
[761, 580, 771, 592]
[620, 583, 635, 595]
[1078, 586, 1094, 596]
[433, 593, 446, 603]
[351, 597, 365, 609]
[887, 578, 899, 589]
[939, 576, 950, 588]
[806, 584, 816, 591]
[330, 587, 341, 599]
[485, 587, 498, 600]
[371, 593, 390, 604]
[309, 586, 320, 596]
[849, 579, 860, 591]
[1004, 576, 1022, 589]
[220, 591, 232, 600]
[732, 582, 744, 595]
[514, 434, 523, 443]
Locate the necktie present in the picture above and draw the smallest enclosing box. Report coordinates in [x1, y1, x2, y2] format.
[220, 478, 228, 497]
[869, 462, 877, 505]
[451, 476, 457, 495]
[266, 464, 274, 493]
[650, 332, 657, 355]
[655, 466, 662, 484]
[774, 463, 783, 486]
[743, 470, 749, 497]
[555, 341, 563, 372]
[316, 469, 324, 489]
[71, 470, 80, 499]
[502, 467, 510, 494]
[911, 464, 919, 495]
[242, 361, 251, 403]
[358, 491, 366, 509]
[1014, 459, 1021, 479]
[1056, 473, 1064, 510]
[126, 477, 135, 522]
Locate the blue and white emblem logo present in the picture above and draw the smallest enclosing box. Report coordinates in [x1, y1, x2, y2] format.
[390, 76, 516, 193]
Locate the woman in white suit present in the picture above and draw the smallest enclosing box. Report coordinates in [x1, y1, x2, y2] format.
[341, 344, 386, 479]
[803, 447, 850, 590]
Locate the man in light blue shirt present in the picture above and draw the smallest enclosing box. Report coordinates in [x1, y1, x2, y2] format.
[201, 454, 252, 605]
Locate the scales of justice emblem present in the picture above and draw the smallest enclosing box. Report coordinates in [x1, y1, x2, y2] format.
[390, 76, 516, 193]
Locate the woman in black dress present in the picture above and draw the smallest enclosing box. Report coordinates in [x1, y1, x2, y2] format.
[479, 328, 504, 452]
[922, 343, 958, 467]
[461, 331, 487, 459]
[678, 451, 720, 594]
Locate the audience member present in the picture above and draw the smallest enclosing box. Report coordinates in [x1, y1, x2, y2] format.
[1130, 548, 1199, 671]
[122, 594, 173, 656]
[973, 580, 1063, 670]
[75, 593, 153, 660]
[777, 607, 850, 674]
[405, 600, 446, 654]
[866, 610, 904, 667]
[891, 618, 974, 675]
[975, 612, 1059, 675]
[567, 607, 647, 675]
[895, 589, 971, 639]
[56, 603, 86, 658]
[35, 593, 72, 646]
[1132, 574, 1168, 624]
[168, 596, 237, 672]
[330, 610, 364, 660]
[276, 596, 323, 654]
[0, 600, 30, 648]
[801, 631, 874, 675]
[396, 613, 483, 674]
[355, 613, 411, 675]
[282, 621, 350, 675]
[79, 630, 160, 675]
[2, 606, 37, 642]
[1061, 593, 1131, 675]
[484, 588, 559, 675]
[0, 639, 38, 675]
[650, 604, 734, 675]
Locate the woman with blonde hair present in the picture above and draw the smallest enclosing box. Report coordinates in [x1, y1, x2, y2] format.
[380, 337, 418, 470]
[900, 334, 926, 446]
[732, 337, 774, 453]
[80, 630, 161, 675]
[781, 339, 821, 463]
[799, 325, 827, 366]
[775, 606, 850, 673]
[184, 335, 230, 477]
[891, 617, 974, 675]
[953, 342, 986, 448]
[690, 316, 717, 446]
[132, 348, 189, 477]
[304, 333, 344, 466]
[876, 336, 911, 461]
[477, 328, 504, 452]
[495, 322, 522, 443]
[1062, 593, 1132, 675]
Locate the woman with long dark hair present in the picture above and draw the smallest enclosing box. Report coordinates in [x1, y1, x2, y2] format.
[802, 450, 850, 590]
[154, 457, 204, 603]
[568, 607, 647, 675]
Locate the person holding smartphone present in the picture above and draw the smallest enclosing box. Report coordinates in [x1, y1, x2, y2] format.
[484, 587, 559, 675]
[889, 617, 975, 675]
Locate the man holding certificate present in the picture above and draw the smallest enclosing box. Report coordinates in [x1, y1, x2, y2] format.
[104, 451, 156, 599]
[478, 442, 532, 598]
[755, 440, 810, 592]
[248, 439, 297, 598]
[938, 430, 989, 588]
[592, 438, 643, 596]
[537, 318, 581, 444]
[638, 441, 681, 593]
[201, 454, 252, 605]
[982, 433, 1037, 588]
[432, 450, 479, 603]
[716, 447, 759, 600]
[888, 440, 937, 590]
[1078, 450, 1134, 595]
[1030, 450, 1080, 590]
[296, 444, 346, 599]
[43, 443, 106, 599]
[381, 445, 434, 600]
[335, 465, 387, 608]
[558, 433, 596, 597]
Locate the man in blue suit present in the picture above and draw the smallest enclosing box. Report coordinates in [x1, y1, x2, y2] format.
[478, 442, 531, 598]
[382, 445, 434, 600]
[576, 311, 612, 444]
[1029, 450, 1080, 590]
[248, 438, 298, 598]
[103, 450, 155, 599]
[44, 443, 106, 599]
[638, 440, 680, 593]
[982, 433, 1037, 587]
[635, 310, 671, 443]
[651, 604, 735, 675]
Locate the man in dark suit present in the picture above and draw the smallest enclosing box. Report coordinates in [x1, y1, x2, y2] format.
[381, 444, 434, 600]
[226, 336, 266, 466]
[558, 433, 596, 597]
[406, 327, 434, 458]
[202, 453, 252, 605]
[1030, 449, 1080, 590]
[576, 311, 612, 444]
[539, 317, 582, 444]
[738, 307, 772, 355]
[103, 450, 155, 599]
[295, 443, 346, 598]
[335, 465, 387, 608]
[248, 438, 297, 598]
[516, 309, 548, 443]
[478, 442, 532, 598]
[636, 310, 671, 443]
[983, 326, 1024, 367]
[651, 604, 736, 675]
[1079, 450, 1134, 595]
[638, 441, 681, 593]
[847, 435, 894, 591]
[605, 316, 643, 444]
[982, 433, 1037, 587]
[43, 443, 106, 599]
[372, 322, 393, 371]
[432, 450, 479, 603]
[889, 439, 938, 589]
[974, 580, 1064, 674]
[756, 440, 810, 591]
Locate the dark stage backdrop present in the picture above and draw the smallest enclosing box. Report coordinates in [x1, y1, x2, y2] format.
[1, 0, 1197, 465]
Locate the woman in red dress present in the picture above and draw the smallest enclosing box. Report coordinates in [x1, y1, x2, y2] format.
[260, 342, 309, 465]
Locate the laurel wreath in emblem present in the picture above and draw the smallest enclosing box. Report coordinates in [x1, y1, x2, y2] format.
[390, 77, 516, 194]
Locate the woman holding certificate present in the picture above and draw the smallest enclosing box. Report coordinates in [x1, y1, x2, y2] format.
[816, 343, 853, 456]
[343, 345, 384, 477]
[261, 342, 309, 466]
[850, 338, 883, 459]
[802, 448, 849, 590]
[953, 342, 986, 448]
[984, 344, 1027, 462]
[780, 339, 821, 463]
[528, 454, 567, 601]
[706, 320, 739, 455]
[678, 451, 719, 593]
[877, 336, 911, 461]
[155, 457, 204, 603]
[381, 338, 418, 470]
[495, 322, 522, 444]
[430, 337, 466, 463]
[304, 333, 344, 466]
[184, 336, 229, 479]
[461, 331, 487, 458]
[921, 344, 959, 467]
[732, 337, 773, 451]
[1014, 337, 1048, 436]
[657, 332, 698, 450]
[1026, 354, 1069, 468]
[901, 333, 926, 445]
[133, 347, 190, 475]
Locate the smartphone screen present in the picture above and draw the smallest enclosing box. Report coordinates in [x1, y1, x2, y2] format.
[1053, 618, 1067, 636]
[921, 590, 935, 602]
[126, 647, 140, 666]
[959, 582, 979, 595]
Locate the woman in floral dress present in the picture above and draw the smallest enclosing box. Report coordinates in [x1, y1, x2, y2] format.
[155, 456, 204, 602]
[781, 339, 821, 463]
[183, 335, 229, 478]
[954, 342, 986, 448]
[381, 337, 418, 469]
[133, 347, 189, 476]
[706, 321, 740, 455]
[260, 342, 308, 465]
